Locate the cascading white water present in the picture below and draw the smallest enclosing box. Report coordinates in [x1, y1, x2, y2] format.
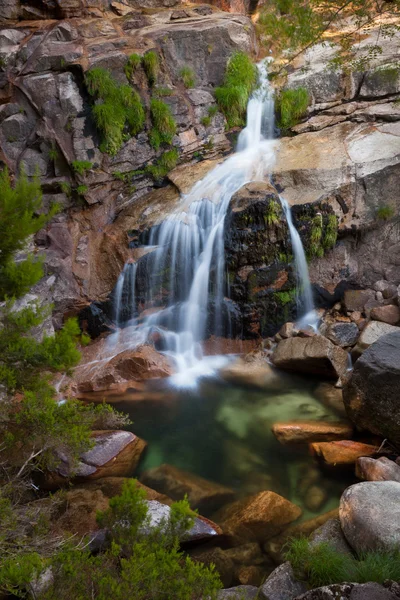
[279, 197, 318, 329]
[110, 59, 317, 383]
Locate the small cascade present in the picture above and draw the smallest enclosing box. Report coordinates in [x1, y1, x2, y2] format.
[279, 197, 318, 330]
[113, 262, 138, 327]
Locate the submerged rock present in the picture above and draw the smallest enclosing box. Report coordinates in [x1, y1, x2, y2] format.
[339, 481, 400, 553]
[219, 355, 283, 390]
[343, 331, 400, 447]
[272, 335, 349, 379]
[272, 421, 353, 445]
[309, 440, 379, 467]
[140, 464, 235, 513]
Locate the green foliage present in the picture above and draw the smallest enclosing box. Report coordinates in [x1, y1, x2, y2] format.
[149, 99, 177, 149]
[323, 214, 338, 249]
[0, 168, 58, 300]
[76, 184, 88, 195]
[376, 205, 395, 220]
[71, 160, 93, 175]
[275, 87, 309, 129]
[274, 289, 296, 306]
[208, 105, 218, 117]
[0, 552, 44, 597]
[154, 86, 173, 97]
[59, 181, 72, 197]
[179, 65, 196, 88]
[147, 148, 179, 180]
[143, 50, 160, 86]
[308, 213, 323, 258]
[215, 52, 257, 128]
[201, 116, 211, 127]
[265, 198, 281, 226]
[48, 145, 59, 161]
[85, 67, 145, 156]
[285, 537, 400, 588]
[124, 53, 142, 80]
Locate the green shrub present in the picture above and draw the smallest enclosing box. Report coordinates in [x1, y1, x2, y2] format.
[308, 213, 323, 258]
[154, 86, 173, 97]
[60, 181, 72, 196]
[149, 98, 177, 149]
[276, 87, 309, 129]
[76, 184, 88, 195]
[143, 50, 160, 86]
[48, 145, 58, 161]
[265, 198, 281, 226]
[376, 205, 395, 220]
[71, 160, 93, 175]
[201, 115, 212, 127]
[274, 289, 296, 305]
[124, 53, 142, 80]
[85, 67, 145, 156]
[285, 537, 400, 588]
[208, 105, 218, 117]
[179, 65, 196, 88]
[323, 213, 338, 249]
[215, 51, 257, 128]
[147, 148, 179, 180]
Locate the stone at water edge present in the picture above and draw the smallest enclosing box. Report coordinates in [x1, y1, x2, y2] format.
[339, 481, 400, 553]
[309, 518, 353, 556]
[325, 322, 359, 347]
[271, 336, 349, 379]
[314, 383, 347, 417]
[258, 562, 307, 600]
[217, 491, 302, 543]
[217, 586, 259, 599]
[219, 355, 283, 390]
[355, 456, 400, 483]
[140, 463, 235, 514]
[272, 421, 353, 445]
[352, 320, 399, 355]
[295, 583, 400, 600]
[343, 331, 400, 447]
[309, 440, 380, 467]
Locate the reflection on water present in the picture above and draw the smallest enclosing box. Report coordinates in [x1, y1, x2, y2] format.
[118, 373, 354, 520]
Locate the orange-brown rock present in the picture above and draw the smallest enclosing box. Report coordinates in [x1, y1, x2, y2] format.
[45, 430, 147, 489]
[236, 565, 265, 587]
[272, 421, 353, 445]
[217, 491, 302, 543]
[309, 440, 379, 466]
[355, 456, 400, 483]
[79, 476, 173, 505]
[219, 354, 283, 390]
[140, 464, 235, 513]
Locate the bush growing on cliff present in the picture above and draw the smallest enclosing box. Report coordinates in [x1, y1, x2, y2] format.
[143, 50, 160, 86]
[215, 51, 257, 128]
[275, 87, 309, 129]
[124, 53, 142, 80]
[285, 537, 400, 588]
[85, 67, 145, 156]
[149, 98, 177, 149]
[179, 65, 196, 88]
[147, 148, 179, 180]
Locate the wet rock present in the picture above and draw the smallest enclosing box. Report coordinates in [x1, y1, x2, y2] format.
[46, 430, 146, 488]
[370, 305, 400, 325]
[310, 440, 379, 467]
[77, 476, 173, 505]
[343, 331, 400, 447]
[310, 518, 353, 556]
[314, 383, 346, 417]
[220, 356, 283, 390]
[140, 464, 235, 514]
[304, 484, 328, 513]
[272, 336, 349, 379]
[259, 562, 307, 600]
[167, 159, 220, 194]
[352, 320, 399, 354]
[217, 491, 302, 543]
[296, 582, 400, 600]
[339, 481, 400, 553]
[272, 421, 353, 445]
[355, 456, 400, 483]
[235, 565, 265, 586]
[217, 586, 259, 600]
[325, 322, 359, 347]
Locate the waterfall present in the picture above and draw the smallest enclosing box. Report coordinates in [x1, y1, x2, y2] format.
[110, 59, 316, 382]
[279, 197, 317, 329]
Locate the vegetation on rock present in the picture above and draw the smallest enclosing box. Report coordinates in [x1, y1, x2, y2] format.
[376, 205, 395, 220]
[85, 67, 145, 156]
[179, 65, 196, 88]
[275, 87, 309, 129]
[143, 50, 160, 86]
[215, 51, 257, 128]
[71, 160, 93, 175]
[149, 99, 177, 150]
[147, 148, 179, 181]
[124, 53, 142, 80]
[286, 537, 400, 588]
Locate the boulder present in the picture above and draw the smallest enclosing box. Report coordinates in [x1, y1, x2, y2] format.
[370, 305, 400, 326]
[325, 322, 359, 347]
[353, 321, 399, 354]
[373, 280, 398, 299]
[310, 440, 379, 467]
[190, 547, 235, 587]
[217, 491, 302, 543]
[258, 562, 307, 600]
[271, 336, 349, 379]
[309, 518, 353, 556]
[343, 290, 377, 314]
[339, 481, 400, 553]
[272, 421, 353, 445]
[140, 464, 235, 514]
[355, 456, 400, 483]
[217, 586, 259, 600]
[343, 331, 400, 447]
[46, 431, 147, 488]
[220, 356, 283, 390]
[235, 566, 265, 586]
[296, 583, 400, 600]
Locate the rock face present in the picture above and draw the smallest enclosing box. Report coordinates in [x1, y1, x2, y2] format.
[258, 562, 307, 600]
[272, 336, 349, 379]
[343, 331, 400, 448]
[217, 491, 302, 543]
[272, 421, 353, 445]
[340, 481, 400, 553]
[140, 463, 235, 513]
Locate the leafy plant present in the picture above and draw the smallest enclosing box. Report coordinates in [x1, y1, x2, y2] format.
[76, 184, 88, 195]
[376, 205, 395, 220]
[124, 53, 142, 80]
[143, 50, 160, 86]
[215, 51, 257, 128]
[85, 67, 145, 156]
[48, 145, 59, 161]
[308, 213, 323, 258]
[154, 86, 174, 97]
[147, 148, 179, 180]
[275, 87, 309, 129]
[323, 213, 338, 249]
[201, 116, 211, 127]
[71, 160, 93, 175]
[149, 99, 177, 150]
[208, 105, 218, 117]
[274, 289, 296, 305]
[285, 537, 400, 588]
[60, 181, 72, 197]
[265, 198, 281, 226]
[179, 65, 196, 88]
